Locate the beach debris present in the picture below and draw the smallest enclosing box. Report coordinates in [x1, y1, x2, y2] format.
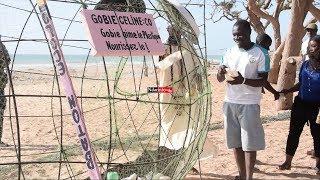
[145, 172, 170, 180]
[121, 173, 140, 180]
[107, 171, 119, 180]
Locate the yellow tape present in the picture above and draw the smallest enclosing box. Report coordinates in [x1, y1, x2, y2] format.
[37, 0, 47, 6]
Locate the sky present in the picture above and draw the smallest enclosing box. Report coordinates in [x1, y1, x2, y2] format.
[0, 0, 317, 56]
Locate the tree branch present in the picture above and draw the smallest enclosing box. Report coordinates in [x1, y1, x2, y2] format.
[246, 7, 264, 34]
[309, 3, 320, 21]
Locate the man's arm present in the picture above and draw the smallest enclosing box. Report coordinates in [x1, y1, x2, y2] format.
[265, 82, 277, 94]
[244, 72, 268, 87]
[281, 82, 301, 94]
[227, 72, 268, 87]
[265, 82, 280, 100]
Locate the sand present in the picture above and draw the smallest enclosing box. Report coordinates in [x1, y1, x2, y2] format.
[0, 62, 318, 179]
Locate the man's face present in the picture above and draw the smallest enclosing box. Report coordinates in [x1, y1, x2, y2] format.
[306, 28, 317, 38]
[232, 25, 251, 49]
[308, 40, 320, 60]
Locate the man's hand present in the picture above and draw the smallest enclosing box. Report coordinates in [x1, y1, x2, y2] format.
[279, 83, 300, 95]
[218, 65, 227, 75]
[227, 71, 244, 85]
[217, 65, 227, 82]
[273, 91, 280, 100]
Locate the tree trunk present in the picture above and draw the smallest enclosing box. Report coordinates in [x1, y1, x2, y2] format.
[276, 0, 312, 110]
[268, 40, 285, 83]
[276, 56, 301, 109]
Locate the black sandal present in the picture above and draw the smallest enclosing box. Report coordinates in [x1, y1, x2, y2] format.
[278, 162, 291, 170]
[190, 167, 200, 174]
[234, 175, 244, 180]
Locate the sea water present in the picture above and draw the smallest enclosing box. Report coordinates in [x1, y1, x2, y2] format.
[10, 54, 222, 69]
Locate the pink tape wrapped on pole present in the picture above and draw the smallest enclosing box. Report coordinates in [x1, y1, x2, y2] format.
[36, 0, 102, 179]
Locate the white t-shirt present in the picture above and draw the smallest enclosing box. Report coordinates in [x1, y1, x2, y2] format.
[222, 44, 270, 105]
[301, 38, 309, 60]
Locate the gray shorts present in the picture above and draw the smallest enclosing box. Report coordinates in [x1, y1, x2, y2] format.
[223, 102, 265, 151]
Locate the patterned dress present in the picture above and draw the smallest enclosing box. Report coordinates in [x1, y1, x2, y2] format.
[0, 41, 10, 142]
[94, 0, 146, 13]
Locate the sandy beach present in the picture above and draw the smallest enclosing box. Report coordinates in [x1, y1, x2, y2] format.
[0, 62, 318, 179]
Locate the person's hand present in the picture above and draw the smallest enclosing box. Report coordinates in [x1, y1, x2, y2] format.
[163, 50, 169, 57]
[227, 71, 244, 85]
[273, 91, 280, 100]
[217, 65, 227, 75]
[159, 52, 169, 61]
[217, 65, 227, 82]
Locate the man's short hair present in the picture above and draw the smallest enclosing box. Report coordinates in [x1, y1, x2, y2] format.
[234, 19, 251, 34]
[256, 33, 272, 44]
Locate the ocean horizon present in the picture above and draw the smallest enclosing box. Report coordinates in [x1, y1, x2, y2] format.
[10, 54, 222, 66]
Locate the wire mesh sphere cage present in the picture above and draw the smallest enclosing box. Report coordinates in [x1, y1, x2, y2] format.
[0, 0, 212, 179]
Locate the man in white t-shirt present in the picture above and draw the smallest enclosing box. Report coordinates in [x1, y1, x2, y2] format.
[217, 19, 270, 180]
[301, 23, 318, 60]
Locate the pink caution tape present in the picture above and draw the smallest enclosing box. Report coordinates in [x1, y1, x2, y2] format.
[38, 4, 102, 180]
